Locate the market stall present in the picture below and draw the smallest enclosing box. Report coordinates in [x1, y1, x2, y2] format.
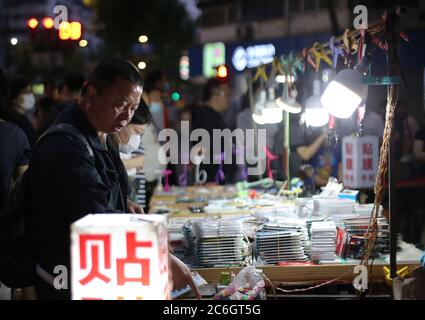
[147, 183, 422, 299]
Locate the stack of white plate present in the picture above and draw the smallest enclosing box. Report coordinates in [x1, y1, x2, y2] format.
[255, 220, 309, 264]
[296, 197, 315, 219]
[353, 204, 384, 217]
[253, 205, 299, 221]
[310, 221, 337, 262]
[169, 232, 187, 261]
[343, 216, 389, 237]
[191, 219, 245, 267]
[313, 198, 355, 227]
[167, 219, 190, 262]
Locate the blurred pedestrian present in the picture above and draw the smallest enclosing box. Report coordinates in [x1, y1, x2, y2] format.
[0, 76, 38, 147]
[0, 68, 31, 300]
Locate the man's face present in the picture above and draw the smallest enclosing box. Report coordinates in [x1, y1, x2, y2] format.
[215, 83, 231, 112]
[86, 79, 143, 134]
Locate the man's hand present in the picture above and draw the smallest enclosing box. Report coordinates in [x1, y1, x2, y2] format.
[127, 199, 144, 214]
[169, 254, 201, 299]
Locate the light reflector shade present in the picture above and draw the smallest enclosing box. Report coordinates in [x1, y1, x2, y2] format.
[320, 68, 367, 119]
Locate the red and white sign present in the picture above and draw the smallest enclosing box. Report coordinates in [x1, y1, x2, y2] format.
[342, 136, 379, 189]
[71, 214, 170, 300]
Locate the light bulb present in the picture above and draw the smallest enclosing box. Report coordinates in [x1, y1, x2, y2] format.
[276, 97, 302, 114]
[252, 113, 266, 125]
[304, 79, 329, 127]
[305, 107, 329, 127]
[276, 85, 302, 114]
[262, 107, 283, 124]
[320, 68, 367, 119]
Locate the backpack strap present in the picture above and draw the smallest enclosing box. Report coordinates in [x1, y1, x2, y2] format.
[37, 123, 94, 158]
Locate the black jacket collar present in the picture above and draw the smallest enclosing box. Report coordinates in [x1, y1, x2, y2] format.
[54, 102, 107, 151]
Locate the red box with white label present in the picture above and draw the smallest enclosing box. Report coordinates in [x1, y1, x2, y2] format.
[71, 214, 170, 300]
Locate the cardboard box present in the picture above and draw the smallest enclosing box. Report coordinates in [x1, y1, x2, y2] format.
[71, 214, 169, 300]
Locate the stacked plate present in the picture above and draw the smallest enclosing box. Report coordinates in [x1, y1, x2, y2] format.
[313, 198, 355, 227]
[255, 220, 309, 264]
[342, 216, 389, 259]
[296, 197, 315, 219]
[253, 205, 300, 221]
[191, 219, 245, 267]
[134, 171, 146, 208]
[353, 204, 384, 217]
[169, 232, 187, 261]
[310, 221, 337, 262]
[306, 216, 326, 239]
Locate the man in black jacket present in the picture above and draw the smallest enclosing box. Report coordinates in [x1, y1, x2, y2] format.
[191, 78, 233, 184]
[28, 59, 199, 300]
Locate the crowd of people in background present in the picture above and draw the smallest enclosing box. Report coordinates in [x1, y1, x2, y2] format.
[1, 60, 425, 299]
[2, 65, 425, 210]
[2, 65, 425, 200]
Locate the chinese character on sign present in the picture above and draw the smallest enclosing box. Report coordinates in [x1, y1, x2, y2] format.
[79, 234, 112, 285]
[346, 158, 353, 170]
[116, 232, 152, 286]
[346, 143, 353, 156]
[362, 158, 373, 171]
[362, 143, 373, 156]
[342, 136, 378, 189]
[72, 214, 170, 300]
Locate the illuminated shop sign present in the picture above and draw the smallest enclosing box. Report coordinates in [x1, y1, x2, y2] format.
[203, 42, 226, 78]
[232, 44, 276, 71]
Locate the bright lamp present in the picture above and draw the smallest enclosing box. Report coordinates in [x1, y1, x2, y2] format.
[304, 79, 329, 127]
[320, 55, 371, 119]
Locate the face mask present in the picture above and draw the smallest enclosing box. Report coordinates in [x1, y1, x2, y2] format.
[150, 102, 162, 113]
[21, 93, 35, 111]
[119, 134, 141, 154]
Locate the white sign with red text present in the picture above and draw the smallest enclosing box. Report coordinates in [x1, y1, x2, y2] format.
[342, 136, 379, 189]
[71, 214, 169, 300]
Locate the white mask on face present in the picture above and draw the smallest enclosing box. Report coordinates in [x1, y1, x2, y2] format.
[21, 93, 35, 111]
[119, 134, 141, 154]
[150, 102, 162, 113]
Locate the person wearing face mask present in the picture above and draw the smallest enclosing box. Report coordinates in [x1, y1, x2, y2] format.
[0, 68, 32, 300]
[111, 99, 152, 213]
[0, 76, 38, 147]
[191, 78, 234, 184]
[141, 72, 170, 209]
[142, 69, 177, 131]
[25, 60, 199, 300]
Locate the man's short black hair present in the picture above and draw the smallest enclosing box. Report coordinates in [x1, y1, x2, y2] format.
[130, 97, 152, 125]
[81, 59, 142, 96]
[202, 77, 227, 102]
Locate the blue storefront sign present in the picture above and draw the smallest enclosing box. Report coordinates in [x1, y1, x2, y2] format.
[188, 29, 425, 78]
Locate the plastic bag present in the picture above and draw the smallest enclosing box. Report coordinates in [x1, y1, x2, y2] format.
[393, 267, 425, 300]
[213, 267, 266, 300]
